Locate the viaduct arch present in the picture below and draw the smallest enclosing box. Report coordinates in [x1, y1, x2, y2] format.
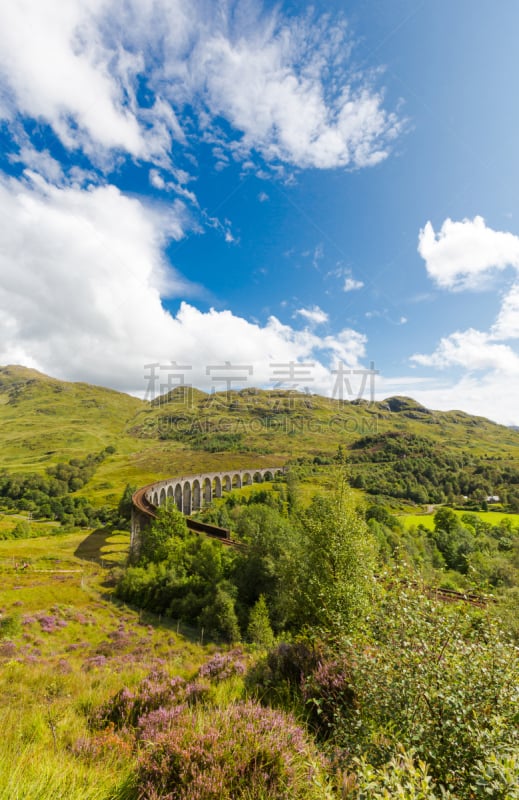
[131, 466, 284, 554]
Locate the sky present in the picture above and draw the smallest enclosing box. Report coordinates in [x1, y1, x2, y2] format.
[1, 0, 519, 424]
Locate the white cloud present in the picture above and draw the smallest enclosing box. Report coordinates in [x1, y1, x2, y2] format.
[0, 173, 366, 394]
[9, 144, 63, 183]
[258, 191, 269, 202]
[0, 0, 402, 173]
[186, 15, 402, 170]
[382, 373, 519, 427]
[343, 276, 364, 292]
[149, 168, 198, 204]
[413, 216, 519, 423]
[149, 169, 166, 190]
[0, 0, 150, 158]
[491, 282, 519, 340]
[411, 328, 519, 373]
[321, 328, 367, 365]
[418, 216, 519, 290]
[295, 306, 329, 325]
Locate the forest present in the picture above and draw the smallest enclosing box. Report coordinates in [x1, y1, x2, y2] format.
[287, 432, 519, 508]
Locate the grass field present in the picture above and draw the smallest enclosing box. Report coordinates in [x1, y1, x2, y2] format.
[0, 528, 212, 799]
[399, 508, 519, 530]
[0, 512, 60, 539]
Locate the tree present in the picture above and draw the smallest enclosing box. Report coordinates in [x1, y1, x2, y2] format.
[296, 474, 377, 639]
[247, 594, 275, 649]
[433, 507, 458, 535]
[234, 504, 297, 630]
[11, 520, 31, 539]
[118, 483, 136, 524]
[200, 586, 240, 643]
[139, 503, 188, 564]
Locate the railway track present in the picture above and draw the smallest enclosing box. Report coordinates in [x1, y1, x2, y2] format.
[384, 577, 493, 608]
[132, 485, 245, 549]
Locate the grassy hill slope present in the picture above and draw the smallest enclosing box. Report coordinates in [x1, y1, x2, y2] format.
[1, 365, 519, 507]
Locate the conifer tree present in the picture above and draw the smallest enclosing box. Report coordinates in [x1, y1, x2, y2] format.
[247, 594, 275, 649]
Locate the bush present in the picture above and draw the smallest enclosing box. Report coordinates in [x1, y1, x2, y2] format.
[341, 748, 454, 799]
[301, 588, 519, 797]
[301, 655, 355, 737]
[199, 586, 240, 643]
[11, 520, 32, 538]
[198, 650, 246, 682]
[132, 701, 332, 800]
[246, 595, 275, 649]
[246, 639, 321, 710]
[0, 613, 22, 639]
[92, 669, 188, 732]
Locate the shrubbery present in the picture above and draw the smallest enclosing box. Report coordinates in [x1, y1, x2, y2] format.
[117, 479, 376, 644]
[133, 702, 330, 800]
[89, 660, 331, 800]
[111, 474, 518, 798]
[247, 588, 519, 799]
[348, 431, 519, 508]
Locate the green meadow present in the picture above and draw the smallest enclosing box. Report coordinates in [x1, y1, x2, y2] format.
[400, 508, 519, 530]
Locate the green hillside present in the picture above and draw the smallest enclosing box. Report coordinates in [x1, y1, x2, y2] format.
[1, 365, 519, 509]
[1, 367, 518, 800]
[0, 365, 142, 469]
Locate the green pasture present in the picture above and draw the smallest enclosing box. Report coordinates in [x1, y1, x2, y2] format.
[0, 512, 60, 538]
[399, 508, 519, 530]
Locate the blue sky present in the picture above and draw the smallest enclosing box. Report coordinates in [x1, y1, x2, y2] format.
[1, 0, 519, 423]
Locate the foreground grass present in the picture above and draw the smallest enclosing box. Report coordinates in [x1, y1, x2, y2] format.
[0, 733, 131, 800]
[0, 530, 211, 799]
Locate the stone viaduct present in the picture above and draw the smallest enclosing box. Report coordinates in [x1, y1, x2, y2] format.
[131, 466, 285, 554]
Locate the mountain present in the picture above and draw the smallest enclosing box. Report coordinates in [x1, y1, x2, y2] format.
[1, 365, 518, 507]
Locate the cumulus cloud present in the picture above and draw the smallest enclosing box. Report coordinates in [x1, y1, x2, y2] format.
[343, 276, 364, 292]
[0, 1, 397, 407]
[183, 10, 401, 170]
[414, 216, 519, 420]
[418, 216, 519, 290]
[294, 306, 329, 325]
[491, 282, 519, 340]
[0, 0, 149, 158]
[9, 144, 63, 183]
[0, 0, 402, 173]
[411, 329, 519, 374]
[0, 173, 366, 394]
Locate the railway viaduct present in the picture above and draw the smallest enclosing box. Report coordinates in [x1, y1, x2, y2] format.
[130, 466, 284, 554]
[129, 466, 489, 608]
